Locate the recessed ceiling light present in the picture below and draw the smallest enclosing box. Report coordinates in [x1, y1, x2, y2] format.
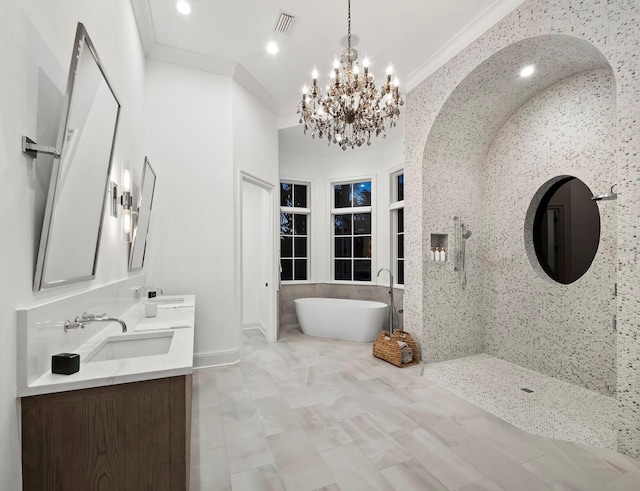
[266, 41, 279, 55]
[520, 65, 535, 77]
[176, 1, 192, 15]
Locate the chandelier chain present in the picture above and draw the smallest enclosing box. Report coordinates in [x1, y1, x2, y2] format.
[347, 0, 351, 50]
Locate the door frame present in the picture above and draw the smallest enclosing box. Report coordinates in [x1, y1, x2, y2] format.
[238, 171, 277, 346]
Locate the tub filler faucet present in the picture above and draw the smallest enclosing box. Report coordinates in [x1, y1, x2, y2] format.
[377, 268, 396, 333]
[377, 268, 394, 290]
[64, 312, 128, 333]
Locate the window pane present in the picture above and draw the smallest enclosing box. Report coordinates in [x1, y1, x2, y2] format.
[281, 236, 293, 258]
[294, 237, 307, 258]
[294, 184, 307, 208]
[334, 184, 351, 208]
[335, 237, 351, 258]
[294, 214, 307, 235]
[334, 214, 352, 235]
[280, 182, 292, 207]
[354, 260, 371, 281]
[280, 213, 293, 235]
[397, 208, 404, 233]
[294, 259, 307, 280]
[397, 234, 404, 259]
[353, 213, 371, 234]
[353, 236, 371, 258]
[352, 181, 371, 206]
[281, 259, 293, 281]
[397, 174, 404, 202]
[335, 260, 352, 280]
[397, 260, 404, 285]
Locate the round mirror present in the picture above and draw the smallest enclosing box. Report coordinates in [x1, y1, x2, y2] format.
[532, 177, 600, 284]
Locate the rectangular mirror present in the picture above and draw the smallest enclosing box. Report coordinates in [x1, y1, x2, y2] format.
[129, 158, 157, 272]
[34, 23, 121, 291]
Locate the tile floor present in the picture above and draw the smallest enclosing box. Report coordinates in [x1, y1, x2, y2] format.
[190, 327, 640, 490]
[422, 354, 618, 450]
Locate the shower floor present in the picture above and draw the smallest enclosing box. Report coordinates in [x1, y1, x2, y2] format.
[421, 353, 617, 450]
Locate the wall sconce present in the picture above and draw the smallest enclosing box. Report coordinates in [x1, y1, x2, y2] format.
[121, 169, 133, 241]
[110, 168, 134, 242]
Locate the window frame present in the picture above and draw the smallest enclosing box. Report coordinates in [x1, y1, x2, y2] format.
[329, 175, 376, 284]
[280, 179, 311, 284]
[390, 168, 405, 288]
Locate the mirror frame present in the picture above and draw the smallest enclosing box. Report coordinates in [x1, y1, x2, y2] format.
[128, 158, 157, 272]
[33, 23, 121, 291]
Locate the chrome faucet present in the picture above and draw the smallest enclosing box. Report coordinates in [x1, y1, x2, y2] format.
[64, 312, 127, 333]
[377, 268, 395, 333]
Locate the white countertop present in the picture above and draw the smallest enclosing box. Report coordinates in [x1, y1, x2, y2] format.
[18, 295, 195, 397]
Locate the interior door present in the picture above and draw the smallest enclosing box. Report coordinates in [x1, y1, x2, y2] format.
[241, 177, 275, 341]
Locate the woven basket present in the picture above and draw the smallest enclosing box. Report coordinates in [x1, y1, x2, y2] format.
[372, 329, 421, 368]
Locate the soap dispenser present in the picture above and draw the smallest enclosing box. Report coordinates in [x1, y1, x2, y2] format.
[441, 248, 446, 262]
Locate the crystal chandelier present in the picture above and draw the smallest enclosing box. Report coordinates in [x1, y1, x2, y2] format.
[297, 0, 404, 150]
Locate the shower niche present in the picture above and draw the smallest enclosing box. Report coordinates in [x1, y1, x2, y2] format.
[430, 233, 448, 262]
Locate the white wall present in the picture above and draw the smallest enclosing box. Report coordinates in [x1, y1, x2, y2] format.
[232, 82, 278, 183]
[144, 62, 279, 365]
[279, 136, 404, 285]
[0, 1, 145, 488]
[233, 81, 279, 342]
[143, 59, 236, 364]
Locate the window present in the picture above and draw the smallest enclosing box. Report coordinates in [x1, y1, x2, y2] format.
[332, 180, 372, 281]
[390, 171, 404, 285]
[280, 182, 309, 281]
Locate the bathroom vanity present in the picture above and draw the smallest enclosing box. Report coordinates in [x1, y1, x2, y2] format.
[21, 374, 191, 490]
[17, 290, 195, 491]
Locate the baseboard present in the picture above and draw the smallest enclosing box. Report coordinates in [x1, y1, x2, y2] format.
[193, 347, 240, 369]
[279, 323, 300, 330]
[243, 323, 267, 338]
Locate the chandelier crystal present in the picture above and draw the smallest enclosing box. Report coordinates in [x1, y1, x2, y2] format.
[297, 0, 404, 150]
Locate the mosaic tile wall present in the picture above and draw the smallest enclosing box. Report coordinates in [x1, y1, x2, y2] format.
[404, 0, 640, 456]
[482, 68, 617, 396]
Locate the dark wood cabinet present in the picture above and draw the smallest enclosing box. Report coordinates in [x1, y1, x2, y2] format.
[21, 375, 192, 491]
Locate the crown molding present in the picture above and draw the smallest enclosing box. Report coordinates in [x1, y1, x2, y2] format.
[232, 65, 279, 115]
[130, 0, 278, 115]
[404, 0, 525, 92]
[148, 43, 237, 76]
[144, 44, 278, 114]
[277, 112, 301, 130]
[131, 0, 526, 119]
[129, 0, 154, 55]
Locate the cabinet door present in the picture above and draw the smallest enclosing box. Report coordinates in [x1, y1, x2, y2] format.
[22, 375, 192, 491]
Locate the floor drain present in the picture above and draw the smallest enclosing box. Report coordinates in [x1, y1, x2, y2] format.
[521, 388, 534, 393]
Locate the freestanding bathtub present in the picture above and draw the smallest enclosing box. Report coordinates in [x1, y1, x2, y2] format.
[294, 297, 388, 343]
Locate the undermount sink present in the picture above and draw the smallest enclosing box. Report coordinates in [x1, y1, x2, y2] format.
[148, 295, 185, 303]
[84, 331, 174, 363]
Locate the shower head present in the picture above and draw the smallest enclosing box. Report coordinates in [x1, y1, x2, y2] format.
[462, 229, 472, 240]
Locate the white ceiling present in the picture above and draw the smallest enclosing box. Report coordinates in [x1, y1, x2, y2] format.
[131, 0, 524, 127]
